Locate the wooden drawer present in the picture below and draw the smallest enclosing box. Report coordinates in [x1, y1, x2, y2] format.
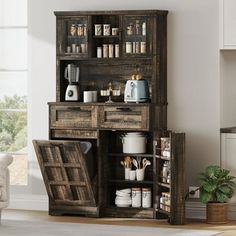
[99, 105, 150, 130]
[51, 129, 98, 139]
[50, 105, 98, 129]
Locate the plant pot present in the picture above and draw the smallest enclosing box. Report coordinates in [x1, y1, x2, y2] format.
[206, 202, 228, 224]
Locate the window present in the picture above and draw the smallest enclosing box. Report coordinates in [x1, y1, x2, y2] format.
[0, 0, 28, 185]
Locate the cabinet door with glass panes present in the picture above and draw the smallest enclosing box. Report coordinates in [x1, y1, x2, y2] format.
[122, 15, 151, 57]
[56, 16, 89, 57]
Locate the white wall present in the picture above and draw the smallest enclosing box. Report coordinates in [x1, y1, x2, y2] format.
[10, 0, 220, 209]
[220, 51, 236, 127]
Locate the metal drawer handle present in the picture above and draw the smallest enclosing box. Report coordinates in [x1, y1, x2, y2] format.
[67, 107, 81, 111]
[116, 107, 131, 112]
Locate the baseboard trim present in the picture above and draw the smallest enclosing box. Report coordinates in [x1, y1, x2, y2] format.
[8, 194, 48, 211]
[186, 200, 236, 220]
[185, 201, 206, 219]
[8, 196, 236, 220]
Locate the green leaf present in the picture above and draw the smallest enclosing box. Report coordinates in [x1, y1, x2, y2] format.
[198, 165, 236, 204]
[200, 191, 212, 204]
[202, 183, 216, 192]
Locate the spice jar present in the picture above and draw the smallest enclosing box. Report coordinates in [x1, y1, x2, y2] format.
[103, 44, 108, 58]
[142, 22, 146, 36]
[132, 188, 141, 207]
[126, 42, 132, 54]
[127, 23, 134, 35]
[83, 24, 87, 36]
[142, 188, 151, 208]
[140, 41, 146, 53]
[70, 24, 76, 36]
[135, 20, 140, 35]
[77, 24, 84, 36]
[97, 47, 102, 58]
[108, 44, 114, 58]
[115, 44, 119, 58]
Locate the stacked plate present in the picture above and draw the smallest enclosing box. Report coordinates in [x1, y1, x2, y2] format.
[115, 188, 131, 207]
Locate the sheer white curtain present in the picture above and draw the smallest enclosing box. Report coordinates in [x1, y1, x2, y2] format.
[0, 0, 28, 185]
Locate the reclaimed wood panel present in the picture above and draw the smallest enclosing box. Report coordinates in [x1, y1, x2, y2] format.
[49, 105, 98, 128]
[99, 105, 150, 130]
[33, 140, 96, 208]
[51, 129, 98, 139]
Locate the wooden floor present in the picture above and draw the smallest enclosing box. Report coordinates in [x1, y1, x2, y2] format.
[2, 209, 236, 235]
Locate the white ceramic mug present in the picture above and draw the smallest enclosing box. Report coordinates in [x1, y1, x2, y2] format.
[92, 91, 97, 102]
[129, 170, 136, 181]
[83, 91, 93, 103]
[125, 168, 131, 180]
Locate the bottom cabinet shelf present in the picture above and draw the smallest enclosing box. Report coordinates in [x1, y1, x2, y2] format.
[104, 206, 155, 219]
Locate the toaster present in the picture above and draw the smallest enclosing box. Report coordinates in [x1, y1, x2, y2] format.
[124, 80, 149, 103]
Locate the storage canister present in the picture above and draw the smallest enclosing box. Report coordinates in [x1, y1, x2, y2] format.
[103, 44, 108, 58]
[140, 42, 146, 53]
[94, 24, 102, 35]
[142, 188, 151, 208]
[97, 47, 102, 58]
[77, 24, 84, 36]
[126, 42, 132, 54]
[121, 132, 147, 154]
[108, 44, 114, 58]
[115, 44, 119, 58]
[70, 24, 77, 36]
[132, 188, 141, 207]
[103, 24, 110, 36]
[142, 22, 146, 36]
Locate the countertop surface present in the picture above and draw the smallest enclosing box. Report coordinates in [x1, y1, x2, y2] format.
[220, 126, 236, 133]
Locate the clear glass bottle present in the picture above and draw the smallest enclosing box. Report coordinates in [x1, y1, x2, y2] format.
[142, 22, 146, 36]
[70, 24, 76, 36]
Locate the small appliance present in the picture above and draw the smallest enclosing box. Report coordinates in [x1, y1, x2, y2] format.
[64, 64, 80, 101]
[124, 79, 149, 103]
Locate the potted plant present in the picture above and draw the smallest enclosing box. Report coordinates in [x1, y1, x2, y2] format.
[199, 165, 235, 224]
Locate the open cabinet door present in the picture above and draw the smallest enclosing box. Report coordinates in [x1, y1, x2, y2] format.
[169, 132, 185, 225]
[155, 131, 185, 225]
[33, 140, 98, 217]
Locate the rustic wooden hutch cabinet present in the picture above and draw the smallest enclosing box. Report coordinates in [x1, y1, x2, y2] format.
[33, 10, 185, 225]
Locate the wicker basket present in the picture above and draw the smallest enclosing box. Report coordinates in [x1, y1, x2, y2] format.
[206, 202, 228, 224]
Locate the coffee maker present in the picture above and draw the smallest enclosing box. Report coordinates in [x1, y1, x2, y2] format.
[64, 64, 80, 101]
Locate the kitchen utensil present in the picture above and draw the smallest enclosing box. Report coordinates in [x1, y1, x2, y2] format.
[124, 79, 149, 103]
[143, 160, 151, 169]
[137, 156, 141, 169]
[132, 159, 138, 169]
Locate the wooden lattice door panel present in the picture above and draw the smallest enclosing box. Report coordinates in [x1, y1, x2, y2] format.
[33, 140, 96, 206]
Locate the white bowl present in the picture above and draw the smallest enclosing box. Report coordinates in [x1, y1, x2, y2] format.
[116, 190, 131, 197]
[115, 196, 131, 202]
[118, 188, 131, 194]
